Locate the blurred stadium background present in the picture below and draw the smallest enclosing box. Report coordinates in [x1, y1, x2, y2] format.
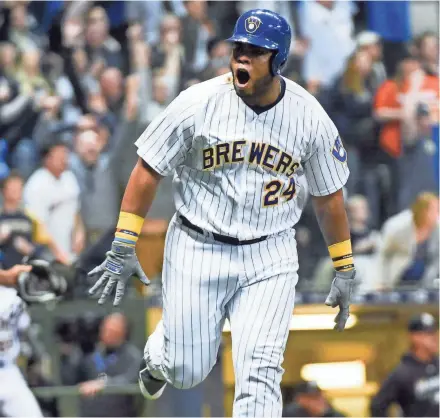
[0, 0, 438, 417]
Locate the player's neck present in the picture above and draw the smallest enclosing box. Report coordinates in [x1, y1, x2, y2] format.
[243, 76, 282, 108]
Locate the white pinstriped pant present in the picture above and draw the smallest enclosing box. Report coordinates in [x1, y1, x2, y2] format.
[144, 214, 298, 417]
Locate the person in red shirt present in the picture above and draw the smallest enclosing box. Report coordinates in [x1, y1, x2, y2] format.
[373, 49, 439, 218]
[374, 50, 439, 158]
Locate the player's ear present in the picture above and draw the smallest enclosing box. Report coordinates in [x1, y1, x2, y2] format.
[268, 52, 277, 76]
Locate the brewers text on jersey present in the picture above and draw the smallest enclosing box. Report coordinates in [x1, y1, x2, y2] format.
[136, 74, 349, 240]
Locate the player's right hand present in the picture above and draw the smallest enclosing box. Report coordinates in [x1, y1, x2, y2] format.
[88, 242, 150, 306]
[325, 269, 356, 332]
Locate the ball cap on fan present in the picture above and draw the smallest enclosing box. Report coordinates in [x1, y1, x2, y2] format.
[408, 313, 438, 333]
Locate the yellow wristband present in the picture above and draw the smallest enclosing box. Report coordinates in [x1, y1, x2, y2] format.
[328, 240, 354, 272]
[115, 211, 144, 246]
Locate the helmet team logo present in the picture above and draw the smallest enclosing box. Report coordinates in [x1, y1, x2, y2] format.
[332, 136, 347, 163]
[245, 16, 262, 33]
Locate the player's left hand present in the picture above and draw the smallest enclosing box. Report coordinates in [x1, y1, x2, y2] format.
[325, 269, 356, 331]
[88, 242, 150, 306]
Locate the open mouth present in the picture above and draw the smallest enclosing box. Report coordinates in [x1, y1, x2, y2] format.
[236, 68, 250, 86]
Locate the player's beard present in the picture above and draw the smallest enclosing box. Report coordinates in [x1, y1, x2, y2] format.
[231, 66, 274, 103]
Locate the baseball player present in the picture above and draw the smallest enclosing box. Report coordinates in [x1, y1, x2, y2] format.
[89, 9, 357, 417]
[0, 283, 42, 417]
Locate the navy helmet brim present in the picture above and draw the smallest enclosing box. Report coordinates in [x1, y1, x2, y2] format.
[226, 35, 279, 51]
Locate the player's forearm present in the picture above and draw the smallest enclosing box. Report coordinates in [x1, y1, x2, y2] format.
[121, 158, 161, 217]
[115, 158, 162, 246]
[312, 190, 354, 272]
[312, 190, 350, 245]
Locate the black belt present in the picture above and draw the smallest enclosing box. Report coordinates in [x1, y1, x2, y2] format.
[179, 216, 267, 246]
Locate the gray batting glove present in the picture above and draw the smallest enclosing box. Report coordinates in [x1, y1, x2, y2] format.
[88, 242, 150, 306]
[325, 269, 356, 332]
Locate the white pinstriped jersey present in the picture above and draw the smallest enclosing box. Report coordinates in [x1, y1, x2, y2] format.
[0, 286, 30, 364]
[136, 73, 349, 240]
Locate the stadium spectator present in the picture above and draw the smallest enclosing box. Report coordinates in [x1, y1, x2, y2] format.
[97, 67, 124, 121]
[299, 0, 355, 95]
[0, 64, 48, 178]
[11, 48, 61, 177]
[148, 13, 185, 99]
[23, 141, 84, 262]
[51, 55, 85, 127]
[283, 380, 345, 417]
[397, 102, 438, 211]
[370, 313, 439, 417]
[15, 49, 52, 97]
[74, 313, 142, 417]
[32, 93, 67, 150]
[8, 3, 47, 52]
[373, 49, 439, 221]
[84, 6, 123, 72]
[414, 31, 438, 76]
[0, 171, 69, 268]
[0, 41, 17, 76]
[182, 0, 215, 77]
[126, 0, 186, 46]
[355, 30, 387, 91]
[323, 50, 374, 195]
[375, 49, 439, 160]
[59, 24, 98, 118]
[70, 130, 119, 246]
[378, 192, 439, 289]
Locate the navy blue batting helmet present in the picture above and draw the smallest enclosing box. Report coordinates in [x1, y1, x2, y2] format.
[227, 9, 291, 75]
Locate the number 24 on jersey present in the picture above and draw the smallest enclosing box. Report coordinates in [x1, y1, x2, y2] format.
[263, 177, 296, 207]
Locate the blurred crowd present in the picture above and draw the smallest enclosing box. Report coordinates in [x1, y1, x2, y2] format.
[0, 0, 438, 297]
